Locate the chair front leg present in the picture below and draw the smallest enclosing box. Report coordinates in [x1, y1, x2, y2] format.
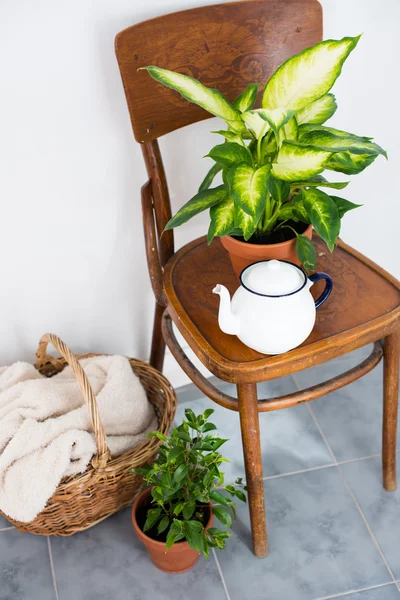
[383, 331, 399, 491]
[150, 302, 166, 373]
[237, 383, 268, 557]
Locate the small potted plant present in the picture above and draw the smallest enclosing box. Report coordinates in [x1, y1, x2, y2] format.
[139, 35, 386, 275]
[132, 408, 246, 573]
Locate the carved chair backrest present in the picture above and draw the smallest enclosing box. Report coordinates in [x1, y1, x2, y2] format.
[115, 0, 323, 300]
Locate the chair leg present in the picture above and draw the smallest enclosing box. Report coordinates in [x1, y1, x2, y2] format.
[382, 331, 399, 491]
[237, 383, 268, 557]
[149, 302, 166, 372]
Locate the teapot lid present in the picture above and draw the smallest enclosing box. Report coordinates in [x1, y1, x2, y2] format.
[240, 260, 306, 297]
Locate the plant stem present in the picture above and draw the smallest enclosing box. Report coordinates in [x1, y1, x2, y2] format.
[262, 190, 284, 232]
[266, 189, 271, 221]
[256, 134, 263, 166]
[266, 202, 282, 231]
[281, 224, 299, 239]
[262, 189, 271, 230]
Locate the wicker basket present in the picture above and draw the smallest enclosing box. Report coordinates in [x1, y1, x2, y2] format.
[0, 333, 176, 536]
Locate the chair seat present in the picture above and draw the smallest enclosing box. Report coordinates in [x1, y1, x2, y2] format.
[163, 236, 400, 383]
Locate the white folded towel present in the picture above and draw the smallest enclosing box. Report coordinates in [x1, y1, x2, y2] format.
[0, 355, 157, 523]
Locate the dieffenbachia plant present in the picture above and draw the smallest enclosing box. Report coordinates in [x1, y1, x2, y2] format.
[140, 35, 386, 269]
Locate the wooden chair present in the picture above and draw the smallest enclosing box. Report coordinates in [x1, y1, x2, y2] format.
[115, 0, 400, 557]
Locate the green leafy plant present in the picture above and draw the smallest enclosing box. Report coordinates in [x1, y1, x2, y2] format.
[134, 408, 246, 557]
[140, 35, 386, 270]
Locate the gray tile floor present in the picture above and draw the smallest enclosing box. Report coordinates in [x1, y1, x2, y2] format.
[1, 345, 400, 600]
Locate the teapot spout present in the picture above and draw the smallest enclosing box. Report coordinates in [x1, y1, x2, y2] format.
[212, 285, 240, 336]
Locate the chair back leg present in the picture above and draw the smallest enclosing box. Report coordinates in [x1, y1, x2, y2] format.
[237, 383, 268, 557]
[382, 330, 399, 491]
[150, 302, 166, 372]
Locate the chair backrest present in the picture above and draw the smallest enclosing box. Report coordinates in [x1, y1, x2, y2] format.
[115, 0, 322, 291]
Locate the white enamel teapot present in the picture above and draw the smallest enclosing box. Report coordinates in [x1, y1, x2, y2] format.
[213, 259, 333, 355]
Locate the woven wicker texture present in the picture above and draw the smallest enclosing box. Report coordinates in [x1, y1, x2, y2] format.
[0, 333, 176, 536]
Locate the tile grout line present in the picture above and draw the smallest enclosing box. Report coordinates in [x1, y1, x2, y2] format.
[261, 454, 387, 482]
[291, 373, 398, 586]
[47, 537, 60, 600]
[262, 463, 337, 481]
[260, 447, 395, 484]
[315, 581, 398, 600]
[212, 548, 232, 600]
[218, 455, 387, 490]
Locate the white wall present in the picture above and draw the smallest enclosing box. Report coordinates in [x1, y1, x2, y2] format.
[0, 0, 398, 386]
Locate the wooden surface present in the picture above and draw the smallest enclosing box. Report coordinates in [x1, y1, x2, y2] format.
[162, 313, 383, 411]
[141, 143, 174, 268]
[115, 0, 322, 142]
[164, 236, 400, 383]
[237, 383, 268, 557]
[383, 332, 400, 491]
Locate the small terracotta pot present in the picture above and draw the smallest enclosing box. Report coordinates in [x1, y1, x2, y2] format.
[220, 224, 313, 278]
[132, 488, 214, 573]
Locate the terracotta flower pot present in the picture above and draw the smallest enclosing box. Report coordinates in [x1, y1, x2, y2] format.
[220, 224, 313, 278]
[132, 487, 214, 573]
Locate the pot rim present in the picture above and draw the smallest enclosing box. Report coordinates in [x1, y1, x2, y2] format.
[132, 487, 213, 550]
[223, 223, 312, 249]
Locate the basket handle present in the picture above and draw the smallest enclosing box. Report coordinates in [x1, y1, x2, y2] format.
[35, 333, 111, 469]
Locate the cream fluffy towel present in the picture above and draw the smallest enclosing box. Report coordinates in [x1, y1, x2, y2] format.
[0, 355, 157, 523]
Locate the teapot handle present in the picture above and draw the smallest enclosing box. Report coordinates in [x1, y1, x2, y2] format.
[309, 272, 333, 309]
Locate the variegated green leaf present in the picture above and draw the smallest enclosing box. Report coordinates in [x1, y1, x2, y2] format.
[222, 167, 230, 186]
[296, 234, 317, 270]
[164, 185, 228, 230]
[302, 188, 340, 251]
[290, 194, 311, 223]
[298, 123, 373, 142]
[278, 203, 295, 221]
[199, 163, 222, 192]
[326, 151, 354, 168]
[269, 177, 290, 204]
[278, 194, 310, 223]
[296, 94, 337, 125]
[272, 141, 331, 181]
[330, 195, 362, 218]
[324, 126, 372, 140]
[291, 175, 349, 190]
[211, 130, 245, 145]
[277, 117, 299, 148]
[252, 108, 295, 137]
[261, 133, 277, 160]
[140, 65, 244, 132]
[262, 36, 360, 111]
[282, 117, 299, 142]
[241, 111, 269, 138]
[208, 195, 235, 243]
[325, 151, 378, 175]
[233, 84, 258, 112]
[299, 130, 387, 157]
[279, 194, 311, 225]
[227, 228, 243, 237]
[234, 204, 260, 241]
[230, 164, 270, 219]
[247, 138, 257, 158]
[207, 142, 252, 168]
